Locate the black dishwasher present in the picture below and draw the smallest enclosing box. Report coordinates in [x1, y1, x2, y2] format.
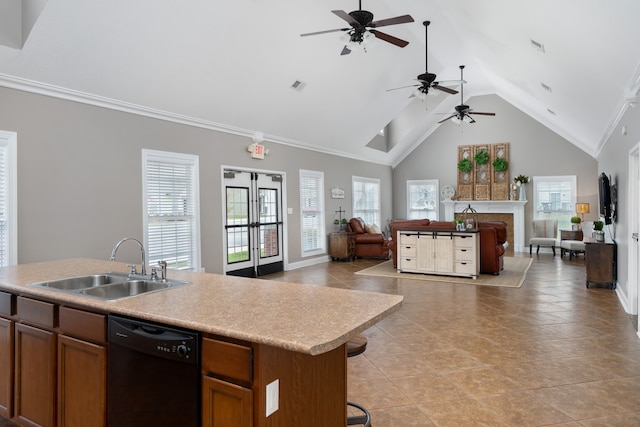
[107, 315, 200, 427]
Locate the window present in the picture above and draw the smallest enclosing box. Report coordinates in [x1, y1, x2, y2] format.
[352, 176, 381, 227]
[299, 170, 325, 255]
[0, 131, 17, 267]
[407, 179, 439, 220]
[533, 175, 577, 230]
[142, 149, 201, 271]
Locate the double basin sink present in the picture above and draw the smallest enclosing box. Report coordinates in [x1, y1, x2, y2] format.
[28, 272, 190, 301]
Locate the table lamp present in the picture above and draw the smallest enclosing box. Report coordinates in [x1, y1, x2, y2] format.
[576, 203, 590, 221]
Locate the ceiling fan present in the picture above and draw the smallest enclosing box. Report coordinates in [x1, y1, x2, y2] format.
[438, 65, 496, 124]
[387, 21, 462, 99]
[300, 0, 414, 55]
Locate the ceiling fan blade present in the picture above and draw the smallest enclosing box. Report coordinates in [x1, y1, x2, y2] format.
[469, 112, 496, 116]
[432, 84, 458, 95]
[386, 84, 420, 92]
[467, 115, 477, 124]
[370, 14, 414, 28]
[438, 114, 456, 124]
[433, 79, 466, 86]
[332, 10, 360, 27]
[340, 45, 352, 55]
[300, 27, 349, 37]
[370, 30, 409, 47]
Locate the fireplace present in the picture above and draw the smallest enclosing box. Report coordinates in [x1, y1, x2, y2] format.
[442, 201, 528, 252]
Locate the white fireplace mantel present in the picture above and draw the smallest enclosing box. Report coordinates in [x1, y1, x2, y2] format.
[442, 200, 528, 252]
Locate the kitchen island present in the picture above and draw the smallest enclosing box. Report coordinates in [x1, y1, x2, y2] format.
[0, 258, 402, 427]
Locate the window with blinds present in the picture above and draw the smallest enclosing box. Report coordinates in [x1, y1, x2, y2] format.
[407, 179, 439, 220]
[533, 175, 577, 230]
[300, 169, 325, 255]
[0, 131, 16, 267]
[142, 149, 201, 271]
[352, 176, 381, 227]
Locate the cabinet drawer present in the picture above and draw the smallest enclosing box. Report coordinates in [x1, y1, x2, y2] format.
[398, 233, 418, 245]
[59, 306, 107, 344]
[399, 257, 417, 271]
[202, 338, 253, 384]
[454, 261, 476, 275]
[454, 248, 473, 261]
[0, 291, 14, 317]
[399, 245, 416, 258]
[454, 235, 475, 248]
[16, 296, 57, 329]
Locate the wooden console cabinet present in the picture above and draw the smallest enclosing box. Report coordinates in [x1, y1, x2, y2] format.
[397, 230, 480, 279]
[585, 238, 617, 289]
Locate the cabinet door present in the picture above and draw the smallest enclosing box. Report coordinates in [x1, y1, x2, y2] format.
[433, 235, 454, 273]
[0, 317, 13, 419]
[14, 323, 56, 427]
[202, 375, 252, 427]
[57, 335, 106, 427]
[417, 235, 435, 272]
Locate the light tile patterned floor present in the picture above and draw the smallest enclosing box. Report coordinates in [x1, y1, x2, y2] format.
[264, 254, 640, 427]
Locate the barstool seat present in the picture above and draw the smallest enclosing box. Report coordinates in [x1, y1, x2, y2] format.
[347, 334, 371, 427]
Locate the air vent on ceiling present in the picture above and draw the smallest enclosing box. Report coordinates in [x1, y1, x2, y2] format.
[290, 80, 307, 92]
[540, 82, 552, 93]
[547, 108, 556, 116]
[530, 39, 545, 53]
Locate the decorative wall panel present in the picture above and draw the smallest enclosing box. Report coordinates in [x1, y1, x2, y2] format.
[491, 142, 510, 200]
[473, 144, 491, 200]
[457, 145, 474, 200]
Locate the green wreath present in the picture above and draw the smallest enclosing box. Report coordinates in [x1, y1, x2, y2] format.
[474, 150, 489, 165]
[492, 157, 508, 172]
[457, 158, 472, 173]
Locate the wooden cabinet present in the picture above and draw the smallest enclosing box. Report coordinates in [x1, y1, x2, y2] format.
[560, 229, 583, 241]
[14, 323, 56, 427]
[0, 291, 15, 420]
[398, 230, 480, 279]
[202, 337, 253, 427]
[329, 232, 355, 261]
[585, 239, 617, 289]
[14, 296, 58, 427]
[57, 307, 107, 427]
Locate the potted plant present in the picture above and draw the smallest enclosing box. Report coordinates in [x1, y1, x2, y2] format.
[492, 157, 508, 172]
[570, 215, 582, 230]
[341, 218, 348, 231]
[453, 218, 465, 231]
[333, 219, 340, 231]
[593, 220, 605, 241]
[457, 158, 472, 173]
[474, 150, 489, 165]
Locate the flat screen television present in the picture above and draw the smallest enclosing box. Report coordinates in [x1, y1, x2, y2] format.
[599, 172, 612, 224]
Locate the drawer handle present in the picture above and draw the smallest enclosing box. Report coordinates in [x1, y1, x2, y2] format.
[460, 249, 467, 252]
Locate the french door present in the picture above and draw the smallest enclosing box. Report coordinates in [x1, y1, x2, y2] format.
[223, 169, 284, 277]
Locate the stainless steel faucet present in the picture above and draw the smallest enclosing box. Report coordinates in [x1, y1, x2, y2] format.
[110, 237, 146, 276]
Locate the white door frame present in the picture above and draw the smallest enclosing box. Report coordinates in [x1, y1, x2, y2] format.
[627, 144, 639, 321]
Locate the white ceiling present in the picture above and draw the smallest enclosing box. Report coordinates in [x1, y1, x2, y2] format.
[1, 0, 640, 166]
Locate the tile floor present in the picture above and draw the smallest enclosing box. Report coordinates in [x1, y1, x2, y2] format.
[263, 254, 640, 426]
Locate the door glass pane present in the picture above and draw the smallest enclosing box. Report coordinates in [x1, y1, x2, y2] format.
[258, 188, 279, 258]
[226, 187, 250, 263]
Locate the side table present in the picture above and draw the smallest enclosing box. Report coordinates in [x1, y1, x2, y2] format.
[560, 229, 584, 259]
[330, 232, 355, 261]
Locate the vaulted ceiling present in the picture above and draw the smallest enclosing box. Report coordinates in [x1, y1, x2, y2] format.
[1, 0, 639, 166]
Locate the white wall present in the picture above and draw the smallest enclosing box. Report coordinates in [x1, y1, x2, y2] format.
[0, 87, 392, 273]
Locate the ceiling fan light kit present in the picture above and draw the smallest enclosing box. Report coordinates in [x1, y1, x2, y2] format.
[438, 65, 496, 125]
[300, 0, 414, 55]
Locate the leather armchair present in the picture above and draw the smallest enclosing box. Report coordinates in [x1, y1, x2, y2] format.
[346, 218, 389, 259]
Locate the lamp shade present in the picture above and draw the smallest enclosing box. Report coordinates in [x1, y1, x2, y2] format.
[576, 203, 590, 214]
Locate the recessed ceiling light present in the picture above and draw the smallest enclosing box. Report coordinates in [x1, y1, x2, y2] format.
[290, 80, 306, 92]
[530, 39, 545, 53]
[540, 82, 552, 93]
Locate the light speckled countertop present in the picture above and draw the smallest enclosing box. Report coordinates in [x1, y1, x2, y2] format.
[0, 258, 402, 355]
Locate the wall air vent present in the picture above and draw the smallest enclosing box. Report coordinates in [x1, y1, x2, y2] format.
[530, 39, 545, 53]
[540, 82, 552, 93]
[290, 80, 307, 92]
[547, 108, 556, 116]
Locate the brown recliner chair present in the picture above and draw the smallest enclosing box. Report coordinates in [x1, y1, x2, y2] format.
[346, 218, 389, 259]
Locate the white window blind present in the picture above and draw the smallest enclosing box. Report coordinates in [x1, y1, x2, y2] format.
[300, 169, 325, 255]
[352, 176, 381, 227]
[533, 175, 577, 230]
[0, 131, 17, 267]
[407, 179, 439, 220]
[142, 150, 201, 271]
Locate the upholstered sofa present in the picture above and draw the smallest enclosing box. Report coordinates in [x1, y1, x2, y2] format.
[388, 219, 508, 275]
[346, 218, 390, 259]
